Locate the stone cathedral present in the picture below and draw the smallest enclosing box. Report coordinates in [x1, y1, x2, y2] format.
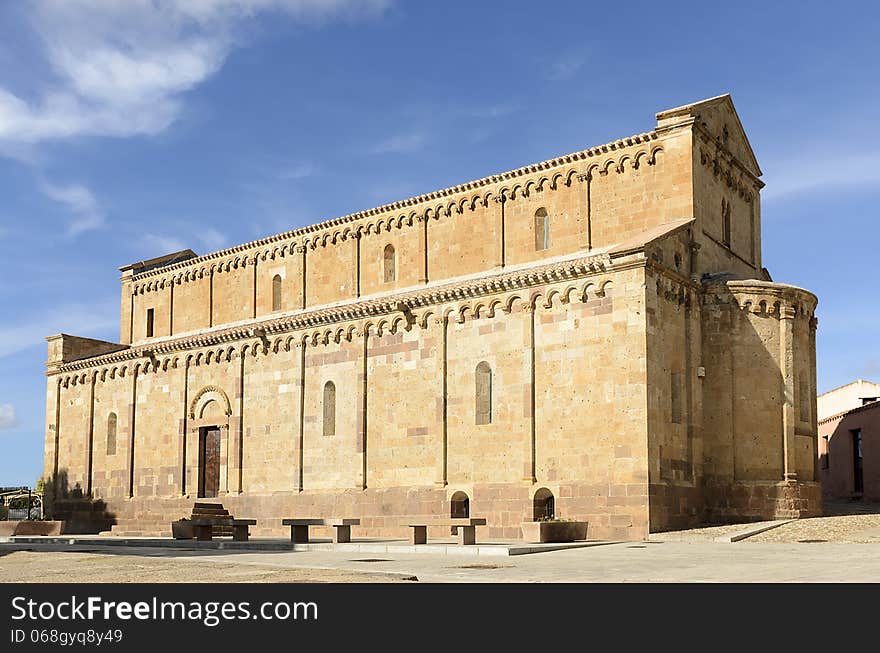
[43, 95, 821, 541]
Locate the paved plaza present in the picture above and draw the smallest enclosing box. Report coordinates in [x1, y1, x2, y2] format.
[2, 539, 878, 583]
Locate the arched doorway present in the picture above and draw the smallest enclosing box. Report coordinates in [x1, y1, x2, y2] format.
[533, 487, 555, 521]
[450, 491, 470, 518]
[188, 386, 233, 498]
[197, 398, 226, 498]
[450, 491, 470, 535]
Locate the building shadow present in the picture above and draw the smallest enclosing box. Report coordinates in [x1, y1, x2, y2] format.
[822, 498, 880, 517]
[42, 469, 117, 534]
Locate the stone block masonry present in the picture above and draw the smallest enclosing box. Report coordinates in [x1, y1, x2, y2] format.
[43, 94, 820, 540]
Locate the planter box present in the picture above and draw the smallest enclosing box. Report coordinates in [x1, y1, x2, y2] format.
[521, 521, 588, 543]
[171, 520, 194, 540]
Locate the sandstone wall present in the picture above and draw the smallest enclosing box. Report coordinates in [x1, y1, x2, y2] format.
[696, 281, 820, 523]
[46, 268, 653, 540]
[120, 124, 694, 347]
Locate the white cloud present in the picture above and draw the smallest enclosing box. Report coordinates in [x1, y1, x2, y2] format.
[0, 404, 18, 430]
[276, 162, 317, 180]
[370, 131, 426, 154]
[143, 233, 188, 255]
[545, 54, 586, 81]
[0, 0, 392, 147]
[461, 104, 519, 119]
[38, 178, 105, 236]
[762, 151, 880, 202]
[0, 300, 118, 360]
[197, 227, 228, 251]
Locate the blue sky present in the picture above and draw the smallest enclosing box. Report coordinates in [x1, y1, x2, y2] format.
[0, 1, 877, 487]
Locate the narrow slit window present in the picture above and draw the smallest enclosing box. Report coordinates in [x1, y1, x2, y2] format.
[475, 361, 492, 425]
[671, 372, 682, 424]
[534, 208, 550, 251]
[721, 198, 731, 248]
[383, 244, 396, 283]
[146, 308, 154, 338]
[106, 413, 117, 456]
[272, 274, 282, 312]
[799, 373, 810, 422]
[323, 381, 336, 437]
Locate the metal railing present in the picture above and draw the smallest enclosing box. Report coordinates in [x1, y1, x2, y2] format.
[0, 488, 43, 521]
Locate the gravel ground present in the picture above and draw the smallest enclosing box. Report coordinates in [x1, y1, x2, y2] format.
[0, 551, 411, 583]
[649, 521, 771, 542]
[652, 501, 880, 543]
[746, 513, 880, 543]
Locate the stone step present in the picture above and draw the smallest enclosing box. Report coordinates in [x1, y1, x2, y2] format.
[105, 530, 173, 538]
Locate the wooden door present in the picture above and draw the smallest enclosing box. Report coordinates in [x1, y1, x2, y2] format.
[199, 427, 221, 498]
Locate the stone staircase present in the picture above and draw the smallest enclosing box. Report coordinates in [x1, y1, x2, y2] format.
[105, 501, 233, 537]
[190, 501, 234, 537]
[105, 519, 173, 537]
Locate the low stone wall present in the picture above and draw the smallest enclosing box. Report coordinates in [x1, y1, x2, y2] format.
[100, 481, 650, 541]
[705, 480, 822, 522]
[649, 479, 822, 532]
[0, 521, 66, 536]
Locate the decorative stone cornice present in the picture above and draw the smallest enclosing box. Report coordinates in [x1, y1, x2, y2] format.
[54, 250, 620, 373]
[694, 122, 764, 190]
[702, 279, 818, 320]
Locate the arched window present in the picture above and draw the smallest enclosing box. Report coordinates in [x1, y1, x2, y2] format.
[475, 361, 492, 425]
[533, 488, 555, 521]
[534, 207, 550, 251]
[383, 244, 396, 283]
[106, 413, 117, 456]
[799, 373, 810, 422]
[721, 198, 731, 247]
[323, 381, 336, 437]
[272, 274, 282, 312]
[450, 491, 470, 518]
[670, 371, 682, 424]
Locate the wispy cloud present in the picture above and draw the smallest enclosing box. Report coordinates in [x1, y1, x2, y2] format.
[197, 227, 228, 251]
[461, 104, 519, 119]
[370, 131, 426, 154]
[762, 151, 880, 202]
[544, 53, 586, 81]
[861, 359, 880, 378]
[0, 299, 118, 360]
[0, 404, 18, 430]
[143, 233, 188, 255]
[0, 1, 393, 148]
[38, 178, 105, 236]
[276, 162, 317, 180]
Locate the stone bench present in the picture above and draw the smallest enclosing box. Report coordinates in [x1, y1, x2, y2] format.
[191, 518, 257, 542]
[401, 518, 488, 545]
[281, 518, 360, 544]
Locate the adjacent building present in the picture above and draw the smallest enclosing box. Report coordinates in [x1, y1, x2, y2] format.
[818, 380, 880, 500]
